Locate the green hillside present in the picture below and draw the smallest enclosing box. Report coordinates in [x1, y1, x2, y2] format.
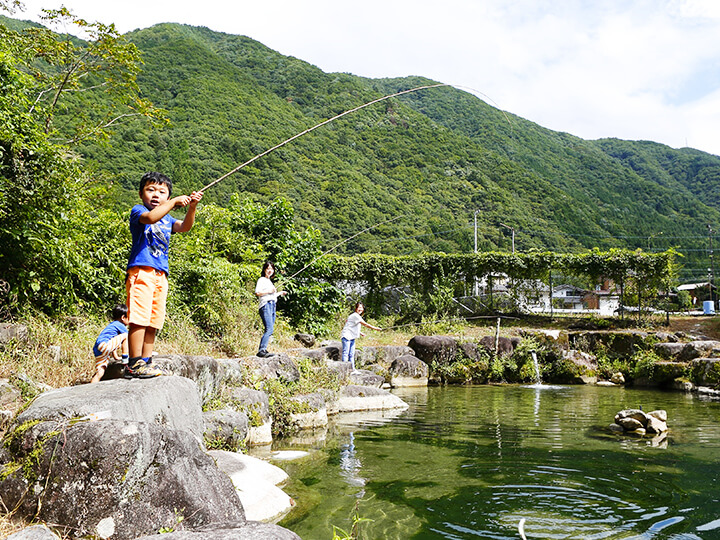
[10, 17, 720, 278]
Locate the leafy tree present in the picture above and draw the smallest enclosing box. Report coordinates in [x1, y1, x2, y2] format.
[0, 5, 161, 314]
[1, 5, 165, 143]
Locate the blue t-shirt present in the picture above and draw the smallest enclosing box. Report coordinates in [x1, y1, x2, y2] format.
[127, 204, 178, 274]
[93, 320, 127, 356]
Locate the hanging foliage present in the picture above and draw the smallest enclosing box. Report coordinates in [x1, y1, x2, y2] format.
[313, 248, 677, 293]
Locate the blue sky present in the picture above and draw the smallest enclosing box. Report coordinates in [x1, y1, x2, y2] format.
[11, 0, 720, 156]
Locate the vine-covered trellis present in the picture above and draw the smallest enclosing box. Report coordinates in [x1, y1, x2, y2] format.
[304, 248, 678, 317]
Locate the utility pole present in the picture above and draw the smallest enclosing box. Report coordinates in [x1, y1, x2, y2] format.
[500, 223, 515, 254]
[647, 231, 663, 251]
[474, 210, 480, 297]
[709, 225, 715, 308]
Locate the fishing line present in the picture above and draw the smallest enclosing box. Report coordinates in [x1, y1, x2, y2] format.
[199, 83, 448, 193]
[199, 82, 513, 193]
[381, 314, 519, 331]
[285, 215, 403, 280]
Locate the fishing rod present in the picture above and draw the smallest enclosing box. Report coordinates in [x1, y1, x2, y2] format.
[199, 82, 449, 193]
[286, 215, 403, 280]
[381, 314, 519, 331]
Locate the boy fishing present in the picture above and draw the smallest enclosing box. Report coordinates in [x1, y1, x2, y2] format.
[125, 171, 202, 378]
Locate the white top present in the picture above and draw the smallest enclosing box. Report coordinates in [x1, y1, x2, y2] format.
[341, 312, 364, 340]
[255, 276, 277, 308]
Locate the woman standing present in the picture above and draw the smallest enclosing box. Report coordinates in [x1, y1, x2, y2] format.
[341, 302, 382, 371]
[255, 261, 287, 357]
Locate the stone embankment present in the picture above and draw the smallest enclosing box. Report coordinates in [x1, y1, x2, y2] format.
[0, 343, 411, 539]
[3, 325, 720, 537]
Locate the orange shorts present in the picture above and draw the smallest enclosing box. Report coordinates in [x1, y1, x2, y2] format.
[126, 266, 169, 330]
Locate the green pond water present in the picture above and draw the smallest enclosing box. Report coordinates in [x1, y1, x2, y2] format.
[270, 385, 720, 539]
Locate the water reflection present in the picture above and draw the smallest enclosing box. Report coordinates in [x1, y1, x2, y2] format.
[278, 385, 720, 539]
[339, 432, 365, 494]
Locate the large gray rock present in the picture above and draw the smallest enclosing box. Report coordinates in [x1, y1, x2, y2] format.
[458, 341, 481, 362]
[216, 358, 245, 385]
[389, 355, 429, 387]
[348, 369, 384, 388]
[13, 376, 205, 442]
[288, 347, 334, 361]
[0, 419, 245, 540]
[408, 335, 458, 366]
[6, 525, 60, 540]
[244, 353, 300, 383]
[318, 340, 342, 361]
[324, 359, 352, 379]
[479, 336, 521, 357]
[228, 387, 272, 446]
[135, 521, 301, 539]
[154, 354, 223, 405]
[0, 323, 28, 344]
[354, 345, 415, 369]
[561, 349, 598, 372]
[289, 392, 328, 429]
[654, 342, 686, 360]
[203, 409, 250, 451]
[690, 358, 720, 385]
[568, 331, 649, 356]
[678, 341, 720, 362]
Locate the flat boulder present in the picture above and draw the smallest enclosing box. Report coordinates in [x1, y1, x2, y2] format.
[12, 376, 204, 442]
[408, 335, 458, 365]
[0, 419, 244, 540]
[336, 385, 408, 413]
[653, 342, 685, 360]
[568, 331, 649, 356]
[135, 521, 301, 539]
[348, 369, 384, 388]
[389, 355, 429, 387]
[209, 450, 293, 523]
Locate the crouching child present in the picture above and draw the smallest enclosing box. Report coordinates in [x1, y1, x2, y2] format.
[91, 304, 129, 383]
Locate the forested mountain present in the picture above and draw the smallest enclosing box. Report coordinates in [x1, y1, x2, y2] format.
[8, 17, 720, 278]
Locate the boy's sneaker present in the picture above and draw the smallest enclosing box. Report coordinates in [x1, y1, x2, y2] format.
[124, 361, 164, 379]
